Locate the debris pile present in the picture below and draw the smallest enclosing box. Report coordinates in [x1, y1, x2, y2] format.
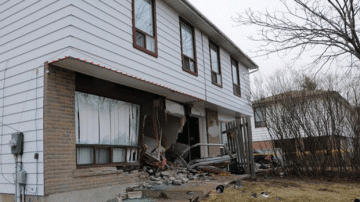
[138, 165, 220, 187]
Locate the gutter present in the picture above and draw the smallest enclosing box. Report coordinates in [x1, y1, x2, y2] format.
[249, 68, 259, 74]
[180, 0, 259, 69]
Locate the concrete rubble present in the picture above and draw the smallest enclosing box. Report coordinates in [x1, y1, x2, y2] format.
[115, 163, 239, 201]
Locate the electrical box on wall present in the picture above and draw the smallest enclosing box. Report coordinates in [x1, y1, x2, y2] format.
[10, 132, 24, 155]
[18, 170, 27, 185]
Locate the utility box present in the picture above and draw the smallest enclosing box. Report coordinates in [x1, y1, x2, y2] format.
[10, 132, 24, 155]
[18, 170, 27, 185]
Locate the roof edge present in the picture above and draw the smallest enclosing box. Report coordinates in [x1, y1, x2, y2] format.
[180, 0, 259, 69]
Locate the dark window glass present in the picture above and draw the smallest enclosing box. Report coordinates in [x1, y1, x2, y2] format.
[232, 59, 240, 85]
[254, 107, 266, 127]
[210, 42, 221, 86]
[95, 148, 110, 164]
[136, 32, 145, 47]
[180, 19, 197, 75]
[231, 58, 241, 96]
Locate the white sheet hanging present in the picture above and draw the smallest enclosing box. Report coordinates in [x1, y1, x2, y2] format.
[75, 91, 140, 146]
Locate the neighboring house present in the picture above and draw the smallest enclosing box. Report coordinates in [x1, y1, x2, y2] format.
[251, 90, 354, 153]
[0, 0, 258, 201]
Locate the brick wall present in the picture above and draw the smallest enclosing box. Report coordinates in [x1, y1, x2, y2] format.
[253, 140, 273, 151]
[43, 65, 140, 195]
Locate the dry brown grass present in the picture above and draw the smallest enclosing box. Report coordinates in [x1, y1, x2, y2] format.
[203, 177, 360, 202]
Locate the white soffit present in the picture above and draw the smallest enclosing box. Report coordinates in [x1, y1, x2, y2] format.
[48, 57, 203, 103]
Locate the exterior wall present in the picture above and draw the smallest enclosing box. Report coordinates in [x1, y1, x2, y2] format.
[66, 0, 253, 116]
[253, 140, 273, 151]
[0, 0, 255, 196]
[203, 37, 252, 116]
[43, 65, 140, 195]
[0, 0, 74, 196]
[251, 116, 271, 142]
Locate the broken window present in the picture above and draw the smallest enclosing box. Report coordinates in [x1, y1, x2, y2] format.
[75, 92, 140, 166]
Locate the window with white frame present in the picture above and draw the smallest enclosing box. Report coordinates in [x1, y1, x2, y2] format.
[75, 92, 140, 166]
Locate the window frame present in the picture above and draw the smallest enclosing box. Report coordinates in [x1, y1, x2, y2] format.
[254, 107, 266, 128]
[74, 91, 141, 169]
[231, 57, 241, 97]
[209, 41, 222, 87]
[76, 144, 140, 168]
[132, 0, 158, 57]
[179, 17, 198, 76]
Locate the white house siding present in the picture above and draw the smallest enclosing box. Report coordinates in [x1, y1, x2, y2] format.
[66, 0, 206, 101]
[251, 117, 271, 142]
[0, 0, 255, 196]
[0, 0, 75, 196]
[202, 34, 252, 116]
[67, 0, 253, 116]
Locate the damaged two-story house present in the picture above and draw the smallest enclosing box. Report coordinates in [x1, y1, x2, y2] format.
[0, 0, 258, 201]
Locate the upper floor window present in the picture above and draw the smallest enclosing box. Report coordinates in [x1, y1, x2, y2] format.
[209, 42, 222, 87]
[231, 58, 241, 96]
[133, 0, 157, 57]
[180, 18, 197, 75]
[254, 107, 266, 128]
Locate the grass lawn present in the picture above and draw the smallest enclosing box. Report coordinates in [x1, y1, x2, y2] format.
[203, 176, 360, 202]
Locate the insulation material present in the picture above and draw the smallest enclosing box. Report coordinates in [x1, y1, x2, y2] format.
[191, 106, 206, 117]
[162, 100, 187, 149]
[165, 99, 185, 117]
[162, 115, 183, 150]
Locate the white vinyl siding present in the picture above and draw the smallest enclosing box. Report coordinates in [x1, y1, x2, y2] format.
[252, 116, 272, 142]
[66, 0, 252, 115]
[202, 34, 252, 116]
[0, 0, 73, 195]
[0, 0, 254, 196]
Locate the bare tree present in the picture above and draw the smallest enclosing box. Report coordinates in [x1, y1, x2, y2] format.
[235, 0, 360, 70]
[261, 90, 358, 177]
[253, 71, 360, 177]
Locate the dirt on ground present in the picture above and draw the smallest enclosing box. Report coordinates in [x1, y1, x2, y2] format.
[203, 175, 360, 202]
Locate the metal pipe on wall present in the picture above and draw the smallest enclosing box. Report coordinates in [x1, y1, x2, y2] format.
[14, 155, 18, 202]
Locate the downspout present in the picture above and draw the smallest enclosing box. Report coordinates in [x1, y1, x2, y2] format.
[201, 31, 207, 101]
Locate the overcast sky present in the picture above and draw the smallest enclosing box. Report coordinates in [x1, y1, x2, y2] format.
[186, 0, 356, 81]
